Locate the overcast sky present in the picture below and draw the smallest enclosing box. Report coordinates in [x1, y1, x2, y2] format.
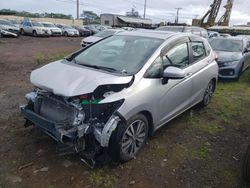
[1, 0, 250, 25]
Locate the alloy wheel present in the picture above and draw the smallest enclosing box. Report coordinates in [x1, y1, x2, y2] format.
[121, 120, 147, 158]
[204, 81, 214, 105]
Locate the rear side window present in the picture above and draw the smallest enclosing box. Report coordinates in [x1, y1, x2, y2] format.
[191, 42, 206, 63]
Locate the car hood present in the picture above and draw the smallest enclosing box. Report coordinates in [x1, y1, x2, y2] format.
[215, 51, 242, 63]
[0, 24, 19, 31]
[65, 28, 77, 32]
[83, 36, 102, 43]
[31, 60, 133, 97]
[49, 27, 61, 31]
[35, 27, 49, 30]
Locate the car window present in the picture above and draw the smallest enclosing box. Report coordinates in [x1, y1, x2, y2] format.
[144, 56, 163, 78]
[162, 43, 189, 69]
[191, 42, 206, 62]
[75, 35, 163, 75]
[210, 39, 243, 52]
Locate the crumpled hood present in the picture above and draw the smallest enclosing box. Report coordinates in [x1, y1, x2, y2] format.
[31, 60, 132, 97]
[82, 36, 102, 43]
[216, 51, 242, 63]
[0, 24, 19, 31]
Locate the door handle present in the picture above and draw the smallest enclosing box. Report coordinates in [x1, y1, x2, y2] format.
[186, 72, 193, 77]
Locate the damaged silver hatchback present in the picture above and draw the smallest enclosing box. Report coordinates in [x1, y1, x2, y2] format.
[21, 30, 218, 166]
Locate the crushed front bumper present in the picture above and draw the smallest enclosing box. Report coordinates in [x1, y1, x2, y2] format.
[21, 105, 77, 143]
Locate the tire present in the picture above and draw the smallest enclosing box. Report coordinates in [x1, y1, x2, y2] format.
[33, 30, 38, 37]
[64, 32, 68, 37]
[20, 29, 25, 35]
[236, 63, 244, 81]
[200, 80, 215, 107]
[108, 114, 149, 162]
[242, 144, 250, 182]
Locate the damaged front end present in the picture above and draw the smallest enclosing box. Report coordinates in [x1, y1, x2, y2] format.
[20, 84, 127, 167]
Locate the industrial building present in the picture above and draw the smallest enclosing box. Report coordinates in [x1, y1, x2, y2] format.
[100, 13, 152, 28]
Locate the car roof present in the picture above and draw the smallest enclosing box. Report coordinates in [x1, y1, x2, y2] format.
[41, 22, 54, 24]
[213, 36, 244, 40]
[116, 30, 193, 40]
[158, 25, 206, 31]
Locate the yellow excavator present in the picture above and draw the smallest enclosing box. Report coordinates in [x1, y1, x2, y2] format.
[192, 0, 234, 28]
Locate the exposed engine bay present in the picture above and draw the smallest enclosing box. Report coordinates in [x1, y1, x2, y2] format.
[20, 81, 132, 167]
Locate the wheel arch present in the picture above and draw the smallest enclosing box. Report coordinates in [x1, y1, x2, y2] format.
[211, 77, 217, 92]
[139, 110, 154, 137]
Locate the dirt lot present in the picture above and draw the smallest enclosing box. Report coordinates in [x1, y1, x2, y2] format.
[1, 36, 250, 188]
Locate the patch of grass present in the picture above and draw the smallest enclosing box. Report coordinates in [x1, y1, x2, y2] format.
[34, 52, 69, 65]
[223, 168, 239, 184]
[191, 146, 209, 159]
[89, 169, 117, 188]
[192, 122, 225, 134]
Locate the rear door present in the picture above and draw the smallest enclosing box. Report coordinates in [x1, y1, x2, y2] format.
[188, 38, 213, 104]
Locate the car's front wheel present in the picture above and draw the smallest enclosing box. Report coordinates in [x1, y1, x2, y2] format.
[33, 30, 38, 37]
[200, 80, 215, 107]
[108, 114, 149, 162]
[20, 29, 25, 35]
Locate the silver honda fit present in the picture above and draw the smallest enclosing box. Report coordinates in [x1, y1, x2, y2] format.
[21, 30, 218, 166]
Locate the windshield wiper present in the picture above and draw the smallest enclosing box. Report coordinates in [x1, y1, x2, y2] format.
[79, 63, 120, 72]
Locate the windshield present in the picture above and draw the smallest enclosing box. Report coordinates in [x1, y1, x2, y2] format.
[74, 35, 163, 75]
[156, 26, 183, 32]
[94, 30, 116, 38]
[64, 26, 73, 29]
[43, 23, 54, 27]
[32, 22, 43, 27]
[210, 39, 243, 52]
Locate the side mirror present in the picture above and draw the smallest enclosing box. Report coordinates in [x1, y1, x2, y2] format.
[162, 66, 185, 84]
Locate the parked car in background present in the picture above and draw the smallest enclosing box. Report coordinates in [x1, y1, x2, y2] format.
[80, 29, 124, 48]
[156, 26, 209, 39]
[219, 33, 231, 37]
[41, 22, 62, 36]
[0, 29, 18, 37]
[72, 25, 92, 37]
[84, 25, 101, 34]
[237, 35, 250, 40]
[8, 19, 21, 28]
[208, 31, 220, 38]
[209, 36, 250, 79]
[20, 31, 218, 166]
[20, 21, 51, 37]
[122, 27, 135, 31]
[0, 19, 20, 37]
[56, 24, 79, 37]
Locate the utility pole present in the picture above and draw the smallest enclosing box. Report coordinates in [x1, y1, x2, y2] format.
[175, 8, 182, 24]
[77, 0, 79, 19]
[143, 0, 147, 19]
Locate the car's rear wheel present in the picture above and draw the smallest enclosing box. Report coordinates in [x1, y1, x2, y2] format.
[200, 80, 215, 107]
[108, 114, 149, 162]
[33, 30, 37, 37]
[64, 32, 68, 37]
